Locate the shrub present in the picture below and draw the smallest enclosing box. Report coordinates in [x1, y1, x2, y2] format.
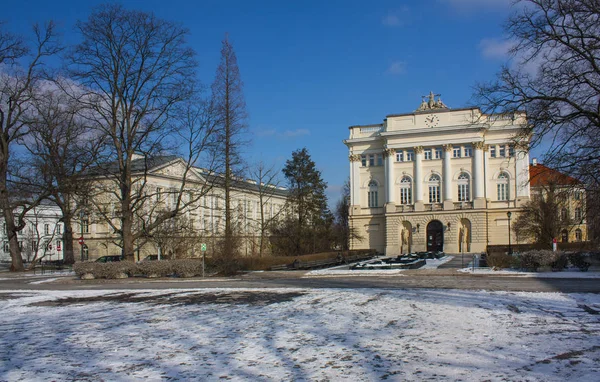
[73, 262, 97, 278]
[486, 253, 513, 269]
[568, 252, 591, 271]
[171, 259, 205, 278]
[137, 261, 173, 278]
[516, 251, 540, 271]
[551, 252, 568, 271]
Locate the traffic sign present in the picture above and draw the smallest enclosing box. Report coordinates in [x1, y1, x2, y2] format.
[200, 243, 207, 252]
[78, 236, 85, 245]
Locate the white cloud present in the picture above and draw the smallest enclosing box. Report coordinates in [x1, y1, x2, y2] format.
[386, 61, 407, 75]
[381, 7, 410, 27]
[255, 128, 310, 139]
[479, 38, 514, 60]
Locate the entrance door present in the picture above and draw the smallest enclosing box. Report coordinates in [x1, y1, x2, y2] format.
[427, 220, 444, 252]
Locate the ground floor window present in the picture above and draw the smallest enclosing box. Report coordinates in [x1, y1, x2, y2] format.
[575, 229, 582, 242]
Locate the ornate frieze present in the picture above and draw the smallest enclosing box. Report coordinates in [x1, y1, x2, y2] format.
[349, 154, 361, 162]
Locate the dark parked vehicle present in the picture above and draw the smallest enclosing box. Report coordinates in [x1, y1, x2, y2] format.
[95, 255, 124, 263]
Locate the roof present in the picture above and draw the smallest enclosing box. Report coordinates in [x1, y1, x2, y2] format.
[529, 164, 581, 187]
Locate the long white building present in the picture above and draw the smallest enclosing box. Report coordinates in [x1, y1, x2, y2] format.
[344, 93, 530, 254]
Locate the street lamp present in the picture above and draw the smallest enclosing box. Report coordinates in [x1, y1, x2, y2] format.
[507, 211, 512, 255]
[79, 210, 86, 261]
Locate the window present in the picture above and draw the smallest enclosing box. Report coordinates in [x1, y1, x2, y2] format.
[399, 176, 412, 205]
[368, 180, 378, 208]
[497, 172, 509, 201]
[457, 172, 470, 202]
[561, 208, 568, 221]
[32, 240, 37, 251]
[81, 219, 90, 234]
[453, 147, 461, 158]
[368, 154, 375, 167]
[434, 148, 443, 160]
[499, 146, 506, 157]
[56, 240, 61, 251]
[396, 152, 404, 162]
[561, 229, 569, 243]
[44, 224, 50, 235]
[56, 224, 62, 235]
[575, 229, 583, 242]
[3, 241, 8, 252]
[361, 155, 367, 167]
[376, 154, 383, 166]
[508, 146, 515, 157]
[574, 191, 582, 200]
[156, 187, 163, 201]
[424, 150, 432, 160]
[171, 188, 177, 204]
[406, 151, 414, 161]
[490, 146, 496, 158]
[428, 174, 441, 203]
[2, 223, 5, 234]
[18, 241, 23, 251]
[575, 207, 582, 221]
[463, 146, 473, 158]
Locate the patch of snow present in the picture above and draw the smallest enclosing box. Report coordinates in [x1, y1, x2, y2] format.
[0, 288, 598, 381]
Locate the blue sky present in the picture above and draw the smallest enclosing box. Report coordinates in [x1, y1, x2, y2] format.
[5, 0, 528, 206]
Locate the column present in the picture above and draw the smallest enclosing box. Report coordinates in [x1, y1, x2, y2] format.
[515, 148, 530, 205]
[384, 149, 395, 207]
[473, 141, 486, 208]
[414, 146, 424, 211]
[443, 144, 453, 210]
[349, 154, 361, 206]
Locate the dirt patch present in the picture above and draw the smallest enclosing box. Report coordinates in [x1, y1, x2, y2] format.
[29, 291, 306, 307]
[0, 293, 35, 301]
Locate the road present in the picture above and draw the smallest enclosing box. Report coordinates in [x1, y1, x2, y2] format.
[1, 269, 599, 293]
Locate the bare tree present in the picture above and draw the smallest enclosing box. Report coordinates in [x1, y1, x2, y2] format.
[211, 35, 249, 263]
[67, 4, 213, 261]
[0, 21, 60, 271]
[24, 85, 101, 265]
[249, 161, 284, 256]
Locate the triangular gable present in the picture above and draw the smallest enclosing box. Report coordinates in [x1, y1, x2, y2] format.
[149, 158, 205, 183]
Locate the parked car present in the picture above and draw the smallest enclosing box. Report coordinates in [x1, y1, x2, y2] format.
[95, 255, 124, 263]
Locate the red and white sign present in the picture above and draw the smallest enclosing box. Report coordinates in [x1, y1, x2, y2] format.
[552, 238, 557, 244]
[78, 236, 85, 245]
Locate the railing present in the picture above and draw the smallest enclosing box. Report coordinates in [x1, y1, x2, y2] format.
[359, 126, 383, 133]
[487, 113, 514, 122]
[426, 203, 443, 211]
[396, 204, 414, 213]
[454, 202, 474, 210]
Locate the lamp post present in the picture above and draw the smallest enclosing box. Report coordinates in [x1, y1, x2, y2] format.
[507, 211, 512, 255]
[79, 210, 86, 261]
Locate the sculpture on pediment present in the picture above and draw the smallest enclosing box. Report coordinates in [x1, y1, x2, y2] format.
[415, 91, 450, 112]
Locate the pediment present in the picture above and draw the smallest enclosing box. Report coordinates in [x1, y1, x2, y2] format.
[150, 159, 205, 182]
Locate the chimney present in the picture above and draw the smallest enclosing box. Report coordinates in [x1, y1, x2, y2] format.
[532, 158, 537, 166]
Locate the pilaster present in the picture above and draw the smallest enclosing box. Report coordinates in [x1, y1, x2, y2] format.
[443, 144, 453, 209]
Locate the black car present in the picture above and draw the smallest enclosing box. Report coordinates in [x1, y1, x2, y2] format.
[95, 255, 124, 263]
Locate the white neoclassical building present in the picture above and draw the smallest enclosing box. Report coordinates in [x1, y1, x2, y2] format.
[344, 92, 530, 254]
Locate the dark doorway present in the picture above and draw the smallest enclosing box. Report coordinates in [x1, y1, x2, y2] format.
[427, 220, 444, 252]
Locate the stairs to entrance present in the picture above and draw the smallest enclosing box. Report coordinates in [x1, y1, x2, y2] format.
[438, 254, 473, 269]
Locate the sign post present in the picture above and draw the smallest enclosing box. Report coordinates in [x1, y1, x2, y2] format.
[201, 243, 207, 277]
[552, 238, 557, 252]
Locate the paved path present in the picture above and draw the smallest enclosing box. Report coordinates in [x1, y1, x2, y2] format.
[1, 269, 599, 293]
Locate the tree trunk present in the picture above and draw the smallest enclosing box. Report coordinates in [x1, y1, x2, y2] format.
[0, 176, 24, 271]
[62, 214, 75, 264]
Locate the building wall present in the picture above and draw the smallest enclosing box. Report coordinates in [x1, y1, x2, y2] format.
[345, 101, 530, 255]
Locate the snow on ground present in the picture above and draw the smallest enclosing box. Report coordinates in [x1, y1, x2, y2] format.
[1, 288, 599, 381]
[306, 256, 453, 276]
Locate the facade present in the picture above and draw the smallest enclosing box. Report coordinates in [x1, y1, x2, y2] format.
[0, 203, 64, 262]
[344, 93, 530, 254]
[77, 155, 288, 261]
[529, 162, 588, 244]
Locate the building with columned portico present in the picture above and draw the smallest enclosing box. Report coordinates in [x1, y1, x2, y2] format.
[343, 93, 530, 255]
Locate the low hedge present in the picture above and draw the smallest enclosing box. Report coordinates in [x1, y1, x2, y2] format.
[73, 259, 211, 279]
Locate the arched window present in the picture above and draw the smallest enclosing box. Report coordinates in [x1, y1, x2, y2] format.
[575, 229, 582, 242]
[457, 172, 470, 202]
[560, 208, 568, 221]
[428, 174, 441, 203]
[368, 180, 378, 208]
[497, 172, 509, 201]
[399, 176, 412, 205]
[561, 229, 569, 243]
